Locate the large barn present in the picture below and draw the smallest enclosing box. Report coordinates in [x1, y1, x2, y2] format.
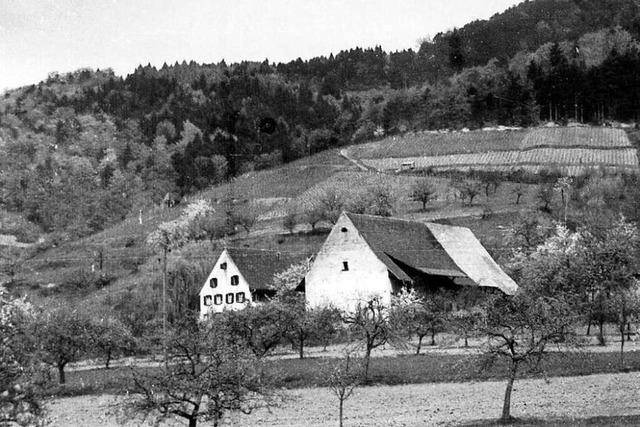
[304, 212, 518, 311]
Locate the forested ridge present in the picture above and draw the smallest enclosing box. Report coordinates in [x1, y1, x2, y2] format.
[3, 0, 640, 240]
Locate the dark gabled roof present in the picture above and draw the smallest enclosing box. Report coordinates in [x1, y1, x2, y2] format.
[345, 213, 464, 281]
[226, 247, 307, 290]
[344, 212, 518, 295]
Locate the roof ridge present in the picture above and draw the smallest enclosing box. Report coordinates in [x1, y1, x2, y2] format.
[345, 211, 471, 232]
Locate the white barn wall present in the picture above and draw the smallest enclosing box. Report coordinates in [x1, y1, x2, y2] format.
[199, 249, 251, 320]
[306, 214, 392, 312]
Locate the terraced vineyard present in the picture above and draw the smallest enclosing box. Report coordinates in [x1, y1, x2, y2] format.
[348, 127, 639, 176]
[348, 129, 527, 158]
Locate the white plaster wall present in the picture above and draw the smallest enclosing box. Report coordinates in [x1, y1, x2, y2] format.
[199, 249, 251, 320]
[305, 214, 392, 312]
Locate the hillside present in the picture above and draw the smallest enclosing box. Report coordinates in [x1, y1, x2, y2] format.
[4, 0, 640, 311]
[348, 126, 640, 176]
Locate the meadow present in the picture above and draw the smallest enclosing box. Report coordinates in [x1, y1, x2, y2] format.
[50, 348, 640, 397]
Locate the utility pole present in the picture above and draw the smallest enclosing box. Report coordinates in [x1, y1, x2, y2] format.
[162, 245, 168, 368]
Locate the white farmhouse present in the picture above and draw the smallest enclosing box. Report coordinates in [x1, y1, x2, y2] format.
[199, 248, 303, 320]
[305, 212, 518, 311]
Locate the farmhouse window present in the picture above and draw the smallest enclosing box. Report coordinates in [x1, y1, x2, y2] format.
[209, 278, 218, 288]
[203, 295, 212, 306]
[236, 292, 246, 303]
[341, 227, 348, 232]
[226, 293, 234, 304]
[214, 294, 223, 305]
[220, 262, 227, 270]
[231, 275, 239, 286]
[342, 261, 349, 271]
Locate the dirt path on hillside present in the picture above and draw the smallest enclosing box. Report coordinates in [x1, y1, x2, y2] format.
[339, 149, 370, 171]
[46, 372, 640, 426]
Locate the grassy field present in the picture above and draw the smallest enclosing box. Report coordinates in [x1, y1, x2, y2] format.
[53, 349, 640, 397]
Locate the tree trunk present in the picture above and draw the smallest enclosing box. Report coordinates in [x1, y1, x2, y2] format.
[464, 336, 469, 348]
[299, 337, 304, 359]
[620, 323, 626, 368]
[105, 349, 112, 369]
[339, 398, 344, 427]
[501, 362, 518, 422]
[598, 319, 606, 346]
[189, 417, 197, 427]
[430, 329, 436, 346]
[416, 335, 423, 355]
[586, 319, 591, 336]
[58, 363, 66, 384]
[364, 347, 372, 381]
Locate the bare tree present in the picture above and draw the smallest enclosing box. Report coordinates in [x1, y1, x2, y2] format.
[324, 348, 364, 427]
[537, 183, 554, 212]
[342, 297, 398, 381]
[480, 291, 578, 422]
[512, 183, 526, 205]
[409, 179, 437, 211]
[318, 189, 346, 224]
[126, 316, 276, 427]
[455, 180, 482, 206]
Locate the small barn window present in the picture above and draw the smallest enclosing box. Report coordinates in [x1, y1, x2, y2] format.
[342, 261, 349, 271]
[203, 295, 212, 306]
[220, 262, 227, 270]
[231, 275, 239, 286]
[341, 227, 348, 232]
[214, 294, 223, 305]
[236, 292, 246, 303]
[226, 293, 234, 304]
[209, 278, 218, 288]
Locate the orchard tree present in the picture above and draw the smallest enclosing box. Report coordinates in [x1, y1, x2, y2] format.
[273, 261, 313, 358]
[342, 297, 398, 381]
[33, 307, 93, 384]
[324, 348, 364, 427]
[391, 289, 449, 353]
[88, 314, 135, 369]
[127, 316, 275, 427]
[0, 291, 45, 426]
[512, 183, 526, 205]
[303, 205, 325, 231]
[283, 211, 297, 234]
[537, 183, 555, 212]
[224, 303, 289, 358]
[573, 216, 640, 362]
[455, 180, 482, 205]
[318, 188, 346, 224]
[409, 179, 437, 211]
[480, 290, 579, 423]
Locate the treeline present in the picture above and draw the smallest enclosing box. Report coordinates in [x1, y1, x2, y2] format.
[4, 1, 640, 238]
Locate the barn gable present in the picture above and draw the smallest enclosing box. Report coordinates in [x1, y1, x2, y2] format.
[305, 212, 518, 311]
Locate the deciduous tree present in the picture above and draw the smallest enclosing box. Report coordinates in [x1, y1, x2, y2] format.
[127, 316, 275, 427]
[409, 179, 437, 211]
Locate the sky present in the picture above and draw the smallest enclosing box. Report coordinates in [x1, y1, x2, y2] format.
[0, 0, 523, 90]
